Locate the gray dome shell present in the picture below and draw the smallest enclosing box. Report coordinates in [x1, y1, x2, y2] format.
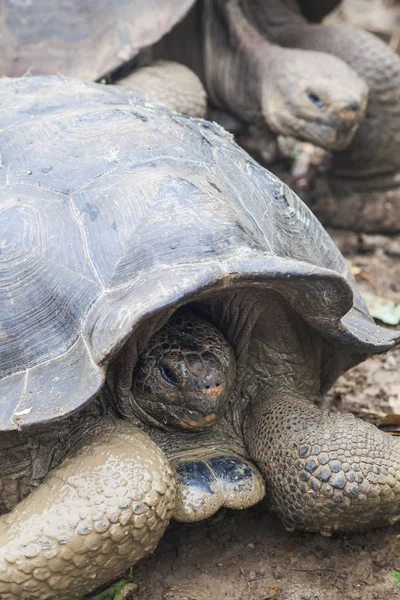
[0, 75, 397, 432]
[0, 0, 195, 79]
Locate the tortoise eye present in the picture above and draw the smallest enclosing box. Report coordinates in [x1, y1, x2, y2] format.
[307, 91, 323, 108]
[160, 364, 179, 386]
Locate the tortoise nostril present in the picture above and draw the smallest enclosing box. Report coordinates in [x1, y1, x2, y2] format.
[203, 382, 224, 396]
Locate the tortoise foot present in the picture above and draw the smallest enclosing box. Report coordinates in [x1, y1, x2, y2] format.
[172, 454, 265, 522]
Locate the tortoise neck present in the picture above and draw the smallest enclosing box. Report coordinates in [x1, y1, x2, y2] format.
[203, 0, 284, 123]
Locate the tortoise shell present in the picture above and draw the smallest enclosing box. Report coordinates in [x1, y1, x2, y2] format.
[0, 75, 397, 431]
[0, 0, 195, 79]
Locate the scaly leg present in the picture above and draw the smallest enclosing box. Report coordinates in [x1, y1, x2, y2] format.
[0, 419, 175, 600]
[244, 394, 400, 534]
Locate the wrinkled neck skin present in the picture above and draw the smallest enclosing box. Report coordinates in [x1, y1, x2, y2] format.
[0, 396, 110, 513]
[249, 0, 400, 186]
[203, 0, 286, 125]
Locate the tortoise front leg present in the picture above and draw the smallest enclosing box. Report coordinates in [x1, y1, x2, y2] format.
[0, 420, 175, 600]
[244, 394, 400, 534]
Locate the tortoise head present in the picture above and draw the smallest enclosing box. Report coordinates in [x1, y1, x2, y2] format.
[262, 50, 368, 150]
[130, 308, 236, 431]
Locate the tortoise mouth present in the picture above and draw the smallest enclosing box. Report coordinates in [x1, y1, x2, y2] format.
[174, 411, 219, 431]
[303, 119, 359, 151]
[145, 397, 225, 432]
[120, 384, 228, 432]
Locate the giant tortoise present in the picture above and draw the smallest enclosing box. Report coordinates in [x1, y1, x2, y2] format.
[0, 75, 399, 600]
[161, 0, 400, 231]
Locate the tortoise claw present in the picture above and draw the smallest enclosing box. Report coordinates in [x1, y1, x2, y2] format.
[172, 455, 265, 522]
